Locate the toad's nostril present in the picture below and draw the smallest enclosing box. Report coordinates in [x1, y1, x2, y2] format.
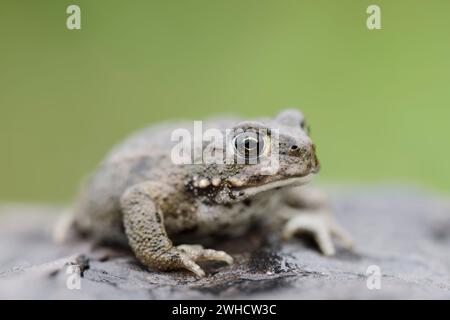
[288, 143, 314, 158]
[288, 144, 308, 157]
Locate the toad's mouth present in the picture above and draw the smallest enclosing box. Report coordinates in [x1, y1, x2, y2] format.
[231, 172, 316, 198]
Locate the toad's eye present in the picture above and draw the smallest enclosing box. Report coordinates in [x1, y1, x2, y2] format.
[300, 119, 305, 129]
[300, 119, 310, 135]
[232, 131, 265, 160]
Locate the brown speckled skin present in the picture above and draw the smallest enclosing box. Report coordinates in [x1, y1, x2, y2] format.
[70, 109, 350, 276]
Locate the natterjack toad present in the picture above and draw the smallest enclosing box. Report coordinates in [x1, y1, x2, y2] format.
[55, 109, 352, 277]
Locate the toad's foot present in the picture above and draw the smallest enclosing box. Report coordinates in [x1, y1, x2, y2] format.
[158, 245, 233, 277]
[282, 210, 353, 256]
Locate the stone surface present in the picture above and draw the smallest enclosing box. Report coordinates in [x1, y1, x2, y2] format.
[0, 186, 449, 299]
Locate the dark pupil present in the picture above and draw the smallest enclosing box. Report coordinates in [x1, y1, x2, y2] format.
[243, 137, 256, 151]
[235, 133, 264, 160]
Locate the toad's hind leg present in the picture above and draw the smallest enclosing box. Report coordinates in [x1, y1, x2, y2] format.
[120, 181, 233, 277]
[53, 206, 126, 247]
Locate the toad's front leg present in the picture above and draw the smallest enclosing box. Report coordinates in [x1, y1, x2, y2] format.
[120, 181, 233, 277]
[279, 186, 352, 256]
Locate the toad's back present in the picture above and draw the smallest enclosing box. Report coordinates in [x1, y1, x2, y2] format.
[71, 119, 237, 244]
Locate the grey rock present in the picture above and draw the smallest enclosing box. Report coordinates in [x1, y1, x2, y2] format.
[0, 186, 449, 299]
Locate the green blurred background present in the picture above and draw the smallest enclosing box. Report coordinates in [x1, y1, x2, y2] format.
[1, 0, 449, 202]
